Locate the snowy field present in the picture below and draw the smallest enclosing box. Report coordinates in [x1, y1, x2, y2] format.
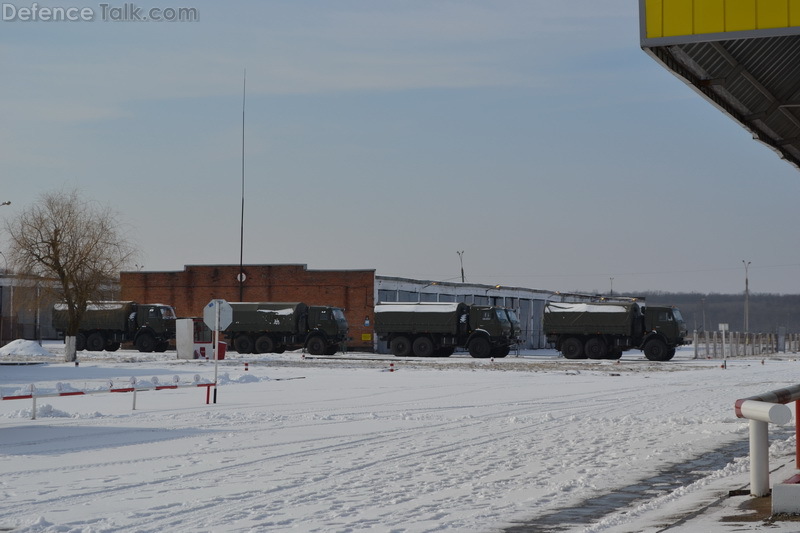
[0, 341, 799, 533]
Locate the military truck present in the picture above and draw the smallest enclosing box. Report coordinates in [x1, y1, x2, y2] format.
[224, 302, 349, 355]
[374, 302, 515, 358]
[52, 301, 177, 353]
[543, 301, 686, 361]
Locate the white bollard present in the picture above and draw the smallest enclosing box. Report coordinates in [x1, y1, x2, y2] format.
[736, 400, 793, 496]
[750, 419, 770, 496]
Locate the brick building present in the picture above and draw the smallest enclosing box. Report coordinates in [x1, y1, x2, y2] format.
[120, 264, 376, 350]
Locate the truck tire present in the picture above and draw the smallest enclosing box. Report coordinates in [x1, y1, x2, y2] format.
[390, 336, 412, 357]
[136, 333, 156, 353]
[255, 335, 275, 354]
[155, 342, 169, 353]
[435, 347, 455, 357]
[306, 336, 326, 356]
[412, 336, 434, 357]
[644, 339, 669, 361]
[324, 345, 339, 355]
[234, 334, 254, 354]
[491, 345, 510, 358]
[585, 337, 608, 359]
[561, 337, 584, 359]
[75, 333, 86, 352]
[107, 342, 121, 352]
[468, 337, 491, 358]
[86, 332, 105, 352]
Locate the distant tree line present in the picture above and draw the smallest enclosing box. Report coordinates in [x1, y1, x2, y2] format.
[615, 291, 800, 334]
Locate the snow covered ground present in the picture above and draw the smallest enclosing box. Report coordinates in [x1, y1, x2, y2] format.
[0, 341, 798, 532]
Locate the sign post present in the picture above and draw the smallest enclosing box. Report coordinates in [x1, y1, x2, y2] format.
[204, 299, 233, 403]
[719, 323, 729, 363]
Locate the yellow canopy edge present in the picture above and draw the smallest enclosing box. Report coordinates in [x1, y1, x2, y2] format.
[645, 0, 800, 38]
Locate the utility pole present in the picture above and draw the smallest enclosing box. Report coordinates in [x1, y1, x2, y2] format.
[457, 251, 465, 283]
[238, 69, 247, 302]
[701, 297, 706, 331]
[743, 260, 751, 333]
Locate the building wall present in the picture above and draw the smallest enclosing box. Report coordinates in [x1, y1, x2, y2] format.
[120, 264, 376, 350]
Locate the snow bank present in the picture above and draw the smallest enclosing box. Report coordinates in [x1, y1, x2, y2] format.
[0, 339, 54, 357]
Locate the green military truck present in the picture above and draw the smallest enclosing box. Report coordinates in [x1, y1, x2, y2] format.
[224, 302, 349, 355]
[52, 301, 177, 353]
[543, 301, 687, 361]
[374, 302, 515, 358]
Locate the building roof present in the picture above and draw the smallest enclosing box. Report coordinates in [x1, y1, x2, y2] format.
[640, 0, 800, 170]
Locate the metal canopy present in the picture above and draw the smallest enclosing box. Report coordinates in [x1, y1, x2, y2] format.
[640, 0, 800, 170]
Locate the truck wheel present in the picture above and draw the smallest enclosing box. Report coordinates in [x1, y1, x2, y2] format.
[561, 337, 585, 359]
[663, 347, 676, 361]
[644, 339, 669, 361]
[106, 342, 121, 352]
[86, 332, 105, 352]
[306, 336, 326, 356]
[324, 345, 339, 355]
[412, 336, 434, 357]
[606, 347, 623, 360]
[491, 345, 510, 358]
[468, 337, 491, 358]
[75, 333, 86, 351]
[435, 347, 455, 357]
[255, 335, 275, 354]
[234, 335, 254, 354]
[390, 336, 412, 357]
[585, 338, 608, 359]
[136, 333, 156, 353]
[155, 342, 169, 353]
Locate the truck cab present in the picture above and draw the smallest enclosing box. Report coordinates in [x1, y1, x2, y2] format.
[470, 306, 513, 340]
[133, 304, 177, 352]
[643, 306, 687, 347]
[308, 306, 349, 339]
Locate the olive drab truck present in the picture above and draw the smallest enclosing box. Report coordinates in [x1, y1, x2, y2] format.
[224, 302, 349, 355]
[543, 301, 687, 361]
[52, 301, 177, 353]
[374, 302, 515, 358]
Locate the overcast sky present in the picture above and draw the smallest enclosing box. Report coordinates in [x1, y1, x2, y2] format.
[2, 0, 799, 295]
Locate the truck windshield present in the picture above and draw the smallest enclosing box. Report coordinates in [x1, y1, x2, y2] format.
[671, 309, 684, 322]
[332, 308, 348, 328]
[506, 309, 520, 326]
[160, 307, 177, 320]
[494, 309, 511, 326]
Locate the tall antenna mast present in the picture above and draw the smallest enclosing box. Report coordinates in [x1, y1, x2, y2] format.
[238, 69, 246, 301]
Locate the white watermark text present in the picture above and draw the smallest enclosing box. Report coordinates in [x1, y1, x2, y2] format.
[2, 3, 199, 22]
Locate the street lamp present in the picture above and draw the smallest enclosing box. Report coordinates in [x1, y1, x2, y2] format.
[485, 284, 501, 305]
[417, 282, 438, 302]
[743, 260, 751, 333]
[456, 251, 465, 283]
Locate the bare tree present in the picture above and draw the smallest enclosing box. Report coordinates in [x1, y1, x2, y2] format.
[5, 188, 136, 361]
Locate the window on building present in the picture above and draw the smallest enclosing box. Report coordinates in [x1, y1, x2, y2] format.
[378, 290, 398, 302]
